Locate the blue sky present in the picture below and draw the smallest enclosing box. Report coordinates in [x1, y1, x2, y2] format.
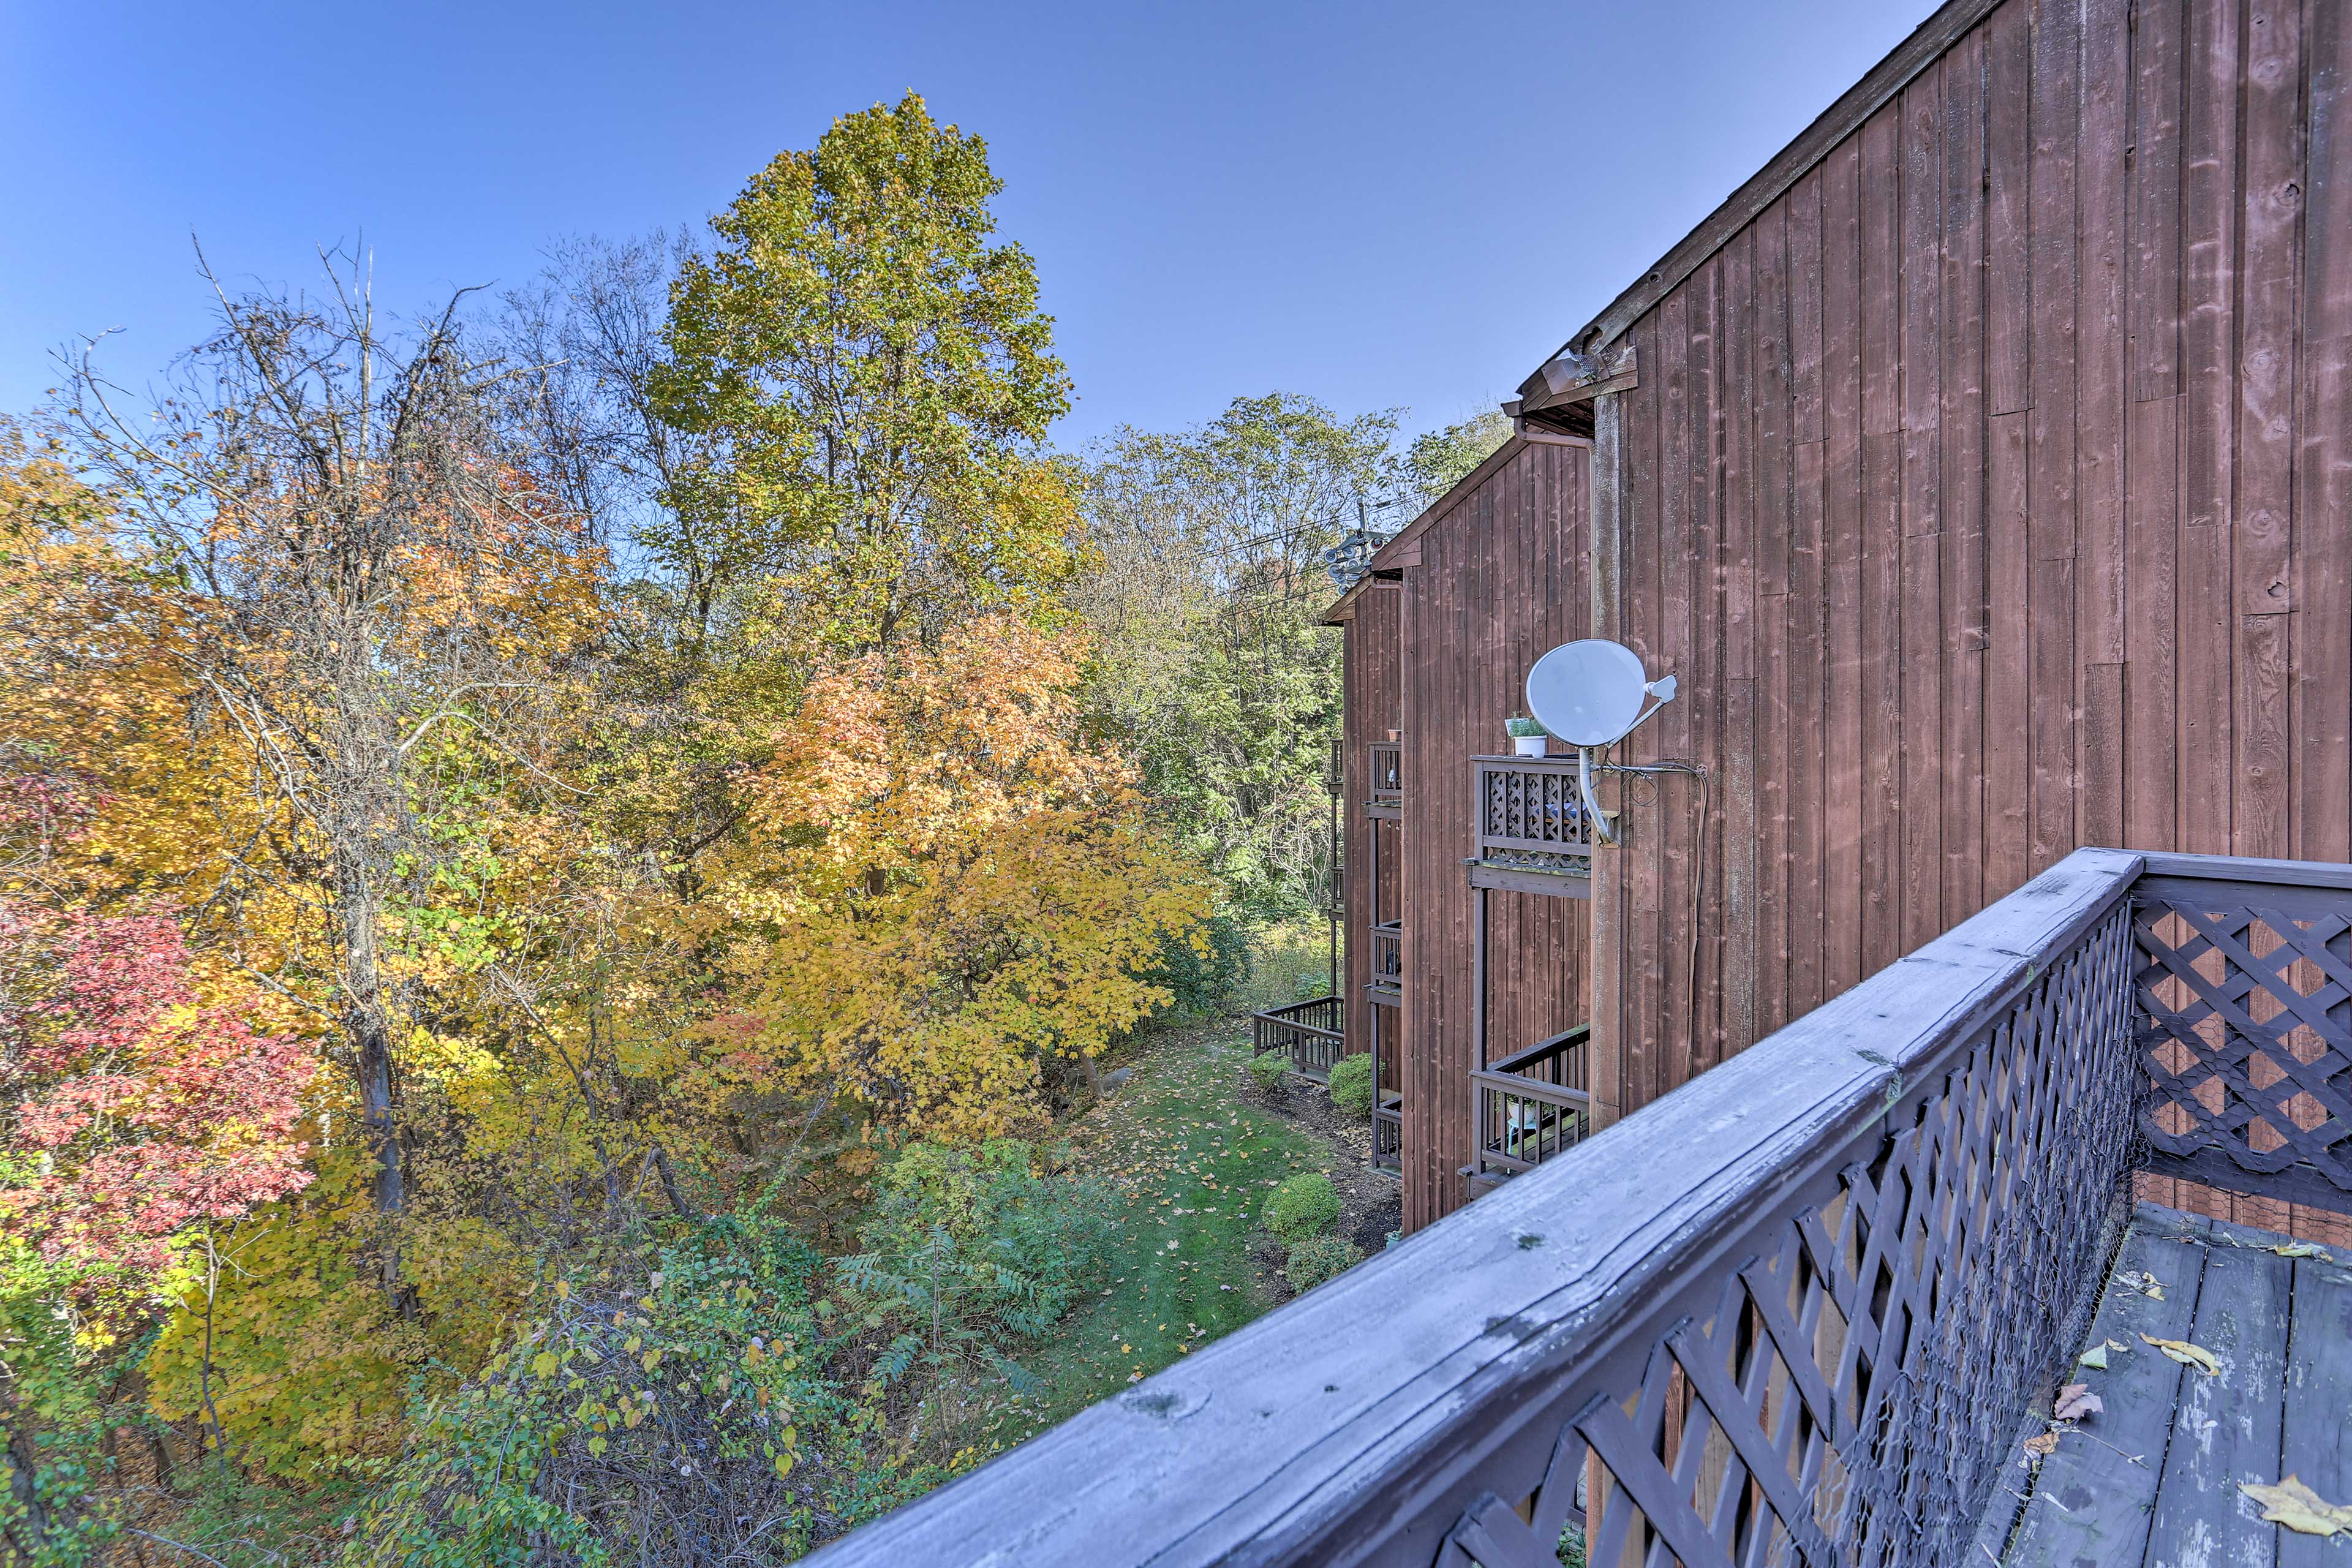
[1, 1, 1935, 448]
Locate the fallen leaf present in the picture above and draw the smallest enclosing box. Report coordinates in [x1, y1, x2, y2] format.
[2117, 1270, 2166, 1300]
[2141, 1334, 2221, 1374]
[2023, 1430, 2060, 1458]
[2055, 1383, 2103, 1422]
[2272, 1241, 2334, 1262]
[2240, 1477, 2352, 1537]
[2078, 1344, 2109, 1371]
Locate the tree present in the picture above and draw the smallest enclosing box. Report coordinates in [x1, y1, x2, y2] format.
[0, 900, 317, 1298]
[713, 616, 1212, 1140]
[64, 253, 603, 1301]
[1076, 394, 1398, 919]
[1404, 407, 1512, 502]
[654, 94, 1082, 653]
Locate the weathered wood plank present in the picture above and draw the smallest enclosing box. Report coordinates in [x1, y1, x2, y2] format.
[1823, 135, 1866, 996]
[1986, 0, 2034, 416]
[2077, 0, 2131, 859]
[2278, 1249, 2352, 1568]
[2122, 395, 2179, 853]
[2141, 1218, 2293, 1568]
[2007, 1204, 2211, 1568]
[1987, 409, 2032, 899]
[2128, 0, 2187, 404]
[2177, 0, 2240, 859]
[1940, 31, 1989, 929]
[2293, 0, 2351, 864]
[2232, 0, 2301, 860]
[2027, 0, 2083, 877]
[1899, 62, 1946, 956]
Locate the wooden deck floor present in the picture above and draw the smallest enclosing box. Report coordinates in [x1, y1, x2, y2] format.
[2000, 1201, 2352, 1567]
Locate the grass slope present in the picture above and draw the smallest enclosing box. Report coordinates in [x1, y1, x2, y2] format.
[984, 1016, 1322, 1447]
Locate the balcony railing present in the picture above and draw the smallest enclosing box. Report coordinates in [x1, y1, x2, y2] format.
[1373, 1016, 1402, 1172]
[1470, 754, 1596, 890]
[806, 849, 2352, 1568]
[1367, 739, 1401, 814]
[1368, 919, 1401, 1004]
[1250, 995, 1343, 1082]
[1472, 1023, 1591, 1178]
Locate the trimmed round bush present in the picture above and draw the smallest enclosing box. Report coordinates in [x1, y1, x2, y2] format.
[1262, 1172, 1341, 1244]
[1327, 1054, 1375, 1119]
[1247, 1051, 1291, 1096]
[1284, 1234, 1364, 1293]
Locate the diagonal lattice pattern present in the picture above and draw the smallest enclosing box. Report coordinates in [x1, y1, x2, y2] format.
[1438, 903, 2137, 1568]
[2133, 895, 2352, 1197]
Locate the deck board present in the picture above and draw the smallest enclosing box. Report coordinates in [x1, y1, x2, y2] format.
[2005, 1202, 2352, 1568]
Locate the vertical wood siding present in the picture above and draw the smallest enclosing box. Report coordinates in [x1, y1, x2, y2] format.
[1387, 439, 1593, 1232]
[1565, 0, 2351, 1237]
[1341, 581, 1403, 1078]
[1349, 0, 2349, 1235]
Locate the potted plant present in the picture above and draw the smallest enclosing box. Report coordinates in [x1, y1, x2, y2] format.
[1506, 714, 1549, 756]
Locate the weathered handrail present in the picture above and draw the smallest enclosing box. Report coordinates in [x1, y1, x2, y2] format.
[806, 850, 2349, 1568]
[1251, 995, 1344, 1081]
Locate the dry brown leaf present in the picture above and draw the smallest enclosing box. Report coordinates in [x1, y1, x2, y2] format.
[2054, 1383, 2103, 1422]
[2272, 1241, 2333, 1262]
[2140, 1334, 2221, 1374]
[2022, 1430, 2059, 1458]
[2239, 1476, 2352, 1537]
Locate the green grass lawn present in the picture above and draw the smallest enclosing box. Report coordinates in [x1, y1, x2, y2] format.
[981, 1015, 1325, 1447]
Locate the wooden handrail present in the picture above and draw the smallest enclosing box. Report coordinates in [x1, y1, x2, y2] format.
[1487, 1022, 1590, 1079]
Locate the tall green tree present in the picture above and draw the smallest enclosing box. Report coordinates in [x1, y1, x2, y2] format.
[1077, 394, 1397, 921]
[654, 94, 1082, 653]
[1405, 407, 1512, 502]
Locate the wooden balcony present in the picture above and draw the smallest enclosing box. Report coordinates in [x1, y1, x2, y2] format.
[807, 850, 2352, 1568]
[1468, 754, 1596, 895]
[1366, 739, 1401, 818]
[1367, 919, 1401, 1006]
[1249, 995, 1343, 1082]
[1471, 1023, 1591, 1180]
[1373, 1014, 1402, 1173]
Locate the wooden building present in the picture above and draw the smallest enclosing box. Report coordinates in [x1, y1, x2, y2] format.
[1325, 0, 2350, 1234]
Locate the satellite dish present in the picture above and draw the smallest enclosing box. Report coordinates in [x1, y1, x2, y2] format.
[1525, 639, 1677, 747]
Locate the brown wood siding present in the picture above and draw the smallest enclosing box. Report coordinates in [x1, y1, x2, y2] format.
[1341, 579, 1402, 1074]
[1392, 439, 1593, 1232]
[1564, 0, 2352, 1241]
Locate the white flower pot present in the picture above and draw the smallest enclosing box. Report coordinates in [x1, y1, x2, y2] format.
[1512, 734, 1548, 756]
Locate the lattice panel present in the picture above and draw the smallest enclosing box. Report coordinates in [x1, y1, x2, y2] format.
[1438, 904, 2137, 1568]
[2133, 895, 2352, 1197]
[1476, 762, 1594, 877]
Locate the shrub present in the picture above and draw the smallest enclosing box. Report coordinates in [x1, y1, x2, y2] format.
[1247, 1051, 1291, 1095]
[841, 1140, 1118, 1352]
[347, 1217, 843, 1567]
[1327, 1054, 1374, 1118]
[1133, 910, 1251, 1016]
[1262, 1172, 1341, 1244]
[1284, 1234, 1364, 1292]
[1292, 970, 1327, 1001]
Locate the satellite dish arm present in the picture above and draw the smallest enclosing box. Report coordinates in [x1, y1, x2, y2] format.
[1580, 746, 1616, 846]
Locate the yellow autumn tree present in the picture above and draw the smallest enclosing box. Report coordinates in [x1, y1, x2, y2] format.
[709, 616, 1210, 1142]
